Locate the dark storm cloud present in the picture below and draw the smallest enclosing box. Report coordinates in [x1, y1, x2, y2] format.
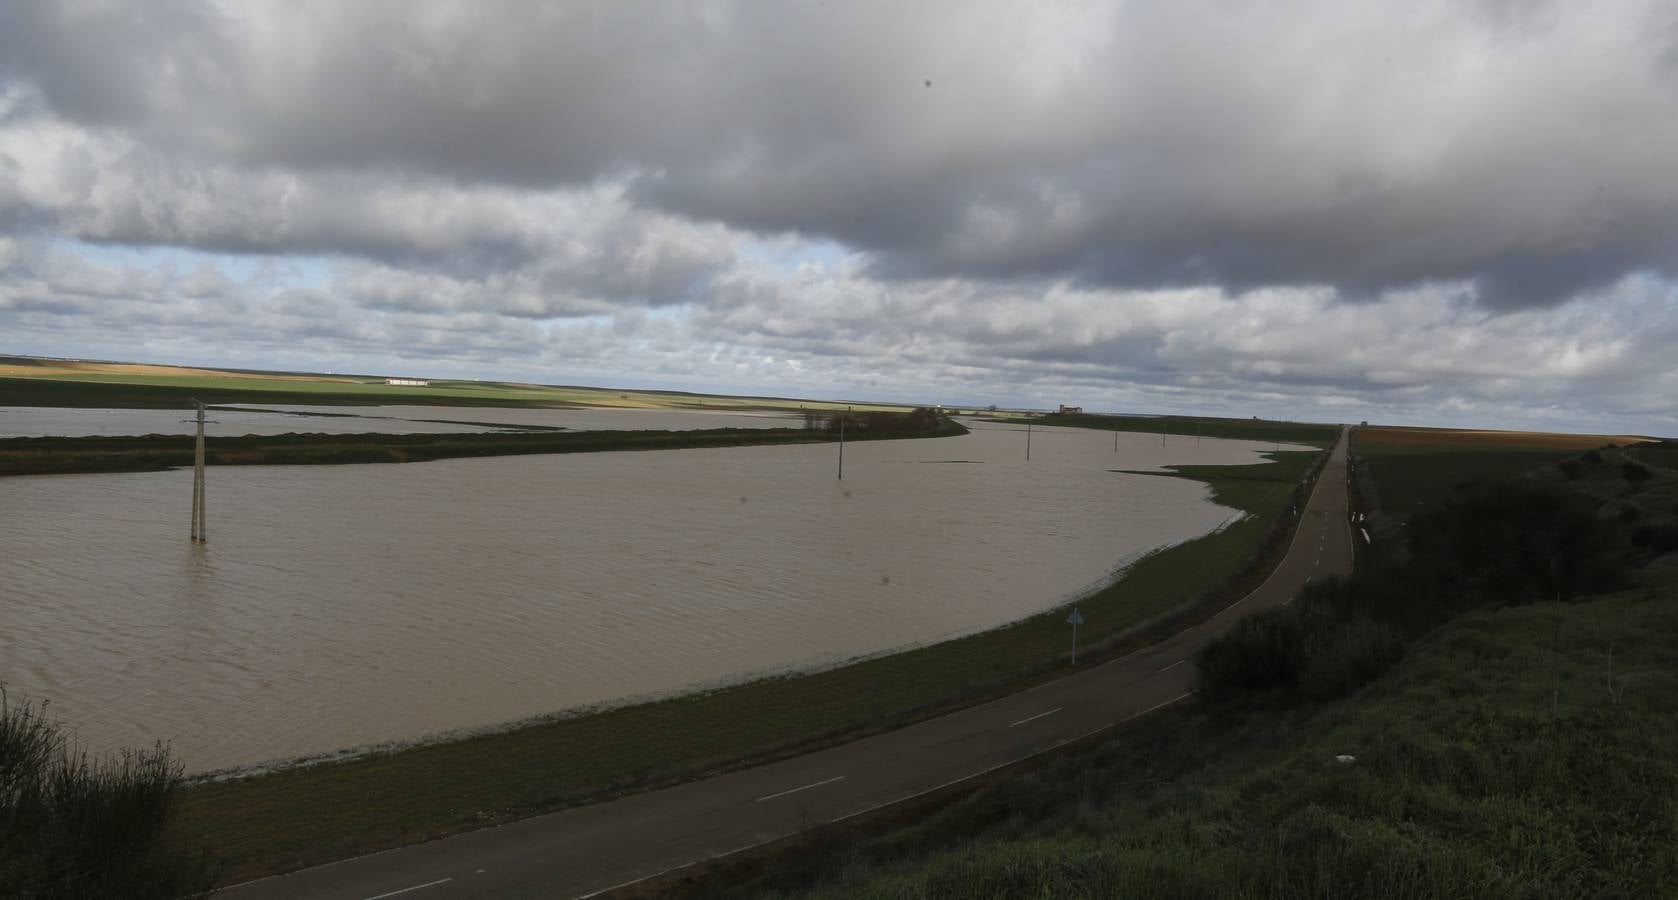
[5, 1, 1678, 307]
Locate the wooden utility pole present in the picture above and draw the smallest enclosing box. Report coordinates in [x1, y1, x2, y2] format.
[837, 406, 849, 480]
[190, 399, 207, 542]
[1026, 421, 1033, 460]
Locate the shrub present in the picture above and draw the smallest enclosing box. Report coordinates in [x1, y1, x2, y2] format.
[1650, 523, 1678, 555]
[1622, 462, 1653, 491]
[1195, 605, 1312, 699]
[1406, 480, 1627, 605]
[1620, 504, 1642, 523]
[1196, 596, 1405, 702]
[1299, 618, 1405, 699]
[1583, 450, 1603, 465]
[0, 690, 217, 897]
[1556, 458, 1583, 480]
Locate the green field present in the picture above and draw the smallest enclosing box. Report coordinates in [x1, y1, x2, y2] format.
[0, 421, 963, 478]
[669, 581, 1678, 899]
[173, 447, 1327, 882]
[1031, 411, 1340, 448]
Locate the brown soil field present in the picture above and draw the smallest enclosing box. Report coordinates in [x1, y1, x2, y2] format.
[1357, 425, 1653, 451]
[0, 361, 363, 383]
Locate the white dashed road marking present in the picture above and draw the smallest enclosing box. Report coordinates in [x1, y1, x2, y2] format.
[755, 776, 846, 802]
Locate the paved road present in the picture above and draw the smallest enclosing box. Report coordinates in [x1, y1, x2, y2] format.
[223, 429, 1353, 900]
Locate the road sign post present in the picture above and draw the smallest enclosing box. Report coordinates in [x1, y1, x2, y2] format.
[1067, 607, 1084, 665]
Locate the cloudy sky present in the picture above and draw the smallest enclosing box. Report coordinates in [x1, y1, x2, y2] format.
[2, 1, 1676, 433]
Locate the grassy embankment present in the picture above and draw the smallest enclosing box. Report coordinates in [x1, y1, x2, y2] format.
[663, 583, 1678, 899]
[0, 357, 911, 411]
[0, 423, 964, 478]
[175, 419, 1337, 882]
[652, 424, 1678, 899]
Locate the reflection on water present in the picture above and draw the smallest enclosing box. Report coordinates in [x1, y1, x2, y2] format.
[0, 417, 1302, 771]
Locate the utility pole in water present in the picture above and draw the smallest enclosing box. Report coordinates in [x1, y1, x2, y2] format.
[837, 406, 849, 480]
[1026, 421, 1033, 460]
[189, 399, 207, 542]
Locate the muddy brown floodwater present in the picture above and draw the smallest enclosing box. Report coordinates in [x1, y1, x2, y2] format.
[0, 416, 1304, 772]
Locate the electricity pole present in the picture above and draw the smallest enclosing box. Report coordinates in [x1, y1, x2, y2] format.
[190, 399, 207, 543]
[837, 406, 849, 479]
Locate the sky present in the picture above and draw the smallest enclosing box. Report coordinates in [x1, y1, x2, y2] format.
[2, 1, 1677, 433]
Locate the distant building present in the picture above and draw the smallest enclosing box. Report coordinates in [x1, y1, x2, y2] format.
[1057, 404, 1083, 415]
[384, 377, 429, 386]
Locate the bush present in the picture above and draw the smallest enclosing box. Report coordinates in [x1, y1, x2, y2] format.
[1196, 580, 1407, 701]
[1556, 458, 1583, 480]
[1299, 617, 1405, 699]
[1650, 523, 1678, 555]
[0, 690, 217, 897]
[1406, 480, 1627, 606]
[1622, 462, 1653, 491]
[1195, 606, 1312, 698]
[1201, 478, 1631, 704]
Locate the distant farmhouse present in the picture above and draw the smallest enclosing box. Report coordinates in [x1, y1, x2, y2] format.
[1057, 404, 1083, 414]
[384, 377, 430, 387]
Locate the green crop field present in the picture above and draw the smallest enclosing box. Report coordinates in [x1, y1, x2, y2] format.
[1353, 425, 1666, 517]
[1032, 411, 1340, 448]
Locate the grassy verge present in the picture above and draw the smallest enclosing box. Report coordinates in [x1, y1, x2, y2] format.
[174, 447, 1326, 882]
[0, 421, 964, 478]
[662, 583, 1678, 899]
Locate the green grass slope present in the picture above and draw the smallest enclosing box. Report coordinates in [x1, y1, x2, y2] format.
[682, 584, 1678, 899]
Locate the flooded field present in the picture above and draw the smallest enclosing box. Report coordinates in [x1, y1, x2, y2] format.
[0, 416, 1301, 772]
[0, 405, 799, 438]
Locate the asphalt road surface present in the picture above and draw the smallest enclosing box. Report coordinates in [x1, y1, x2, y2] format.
[223, 428, 1353, 899]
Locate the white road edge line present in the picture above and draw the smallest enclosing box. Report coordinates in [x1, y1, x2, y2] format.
[1007, 707, 1062, 728]
[359, 877, 452, 900]
[575, 691, 1197, 900]
[1156, 659, 1186, 673]
[755, 775, 846, 802]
